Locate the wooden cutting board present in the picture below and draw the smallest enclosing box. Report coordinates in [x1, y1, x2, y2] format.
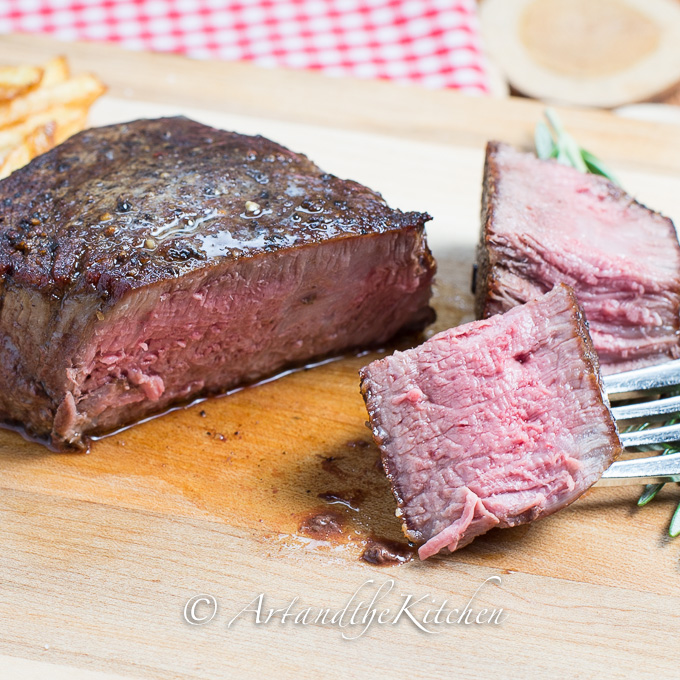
[2, 34, 680, 680]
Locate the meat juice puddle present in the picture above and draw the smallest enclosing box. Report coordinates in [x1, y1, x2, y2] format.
[0, 354, 352, 453]
[288, 441, 416, 566]
[174, 422, 415, 566]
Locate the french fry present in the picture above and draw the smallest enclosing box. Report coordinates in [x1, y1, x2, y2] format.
[0, 109, 61, 148]
[0, 114, 46, 148]
[39, 55, 70, 88]
[0, 64, 43, 102]
[52, 107, 89, 145]
[0, 104, 87, 148]
[0, 73, 106, 129]
[0, 55, 105, 178]
[0, 122, 56, 179]
[0, 105, 90, 178]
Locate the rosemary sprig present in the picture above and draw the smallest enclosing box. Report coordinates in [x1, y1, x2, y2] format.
[534, 108, 620, 186]
[637, 446, 679, 507]
[626, 415, 680, 536]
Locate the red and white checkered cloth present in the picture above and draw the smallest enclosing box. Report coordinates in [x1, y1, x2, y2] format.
[0, 0, 490, 94]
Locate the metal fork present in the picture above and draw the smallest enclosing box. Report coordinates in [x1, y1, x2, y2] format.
[598, 359, 680, 486]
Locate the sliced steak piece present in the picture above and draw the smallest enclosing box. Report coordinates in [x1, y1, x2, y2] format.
[0, 116, 435, 450]
[476, 141, 680, 374]
[360, 285, 622, 560]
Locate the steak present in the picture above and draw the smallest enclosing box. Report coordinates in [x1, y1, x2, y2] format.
[360, 285, 622, 559]
[475, 141, 680, 374]
[0, 116, 435, 450]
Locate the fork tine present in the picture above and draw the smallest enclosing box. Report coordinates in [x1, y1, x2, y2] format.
[603, 358, 680, 395]
[620, 422, 680, 448]
[601, 360, 680, 483]
[611, 394, 680, 421]
[598, 451, 680, 485]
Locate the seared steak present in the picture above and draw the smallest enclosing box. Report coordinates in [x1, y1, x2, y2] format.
[360, 285, 621, 559]
[476, 141, 680, 374]
[0, 116, 435, 450]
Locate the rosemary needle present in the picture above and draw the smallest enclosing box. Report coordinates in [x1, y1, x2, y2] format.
[534, 108, 620, 185]
[629, 416, 680, 536]
[670, 504, 680, 538]
[637, 446, 676, 507]
[534, 121, 555, 161]
[638, 483, 663, 507]
[580, 148, 619, 185]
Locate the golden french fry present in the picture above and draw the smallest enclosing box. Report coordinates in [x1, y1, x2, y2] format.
[52, 108, 89, 144]
[0, 54, 104, 178]
[0, 64, 43, 102]
[0, 122, 56, 179]
[0, 104, 87, 148]
[0, 73, 106, 129]
[0, 109, 60, 147]
[0, 147, 32, 178]
[39, 55, 70, 88]
[0, 116, 41, 148]
[0, 105, 90, 177]
[26, 121, 56, 156]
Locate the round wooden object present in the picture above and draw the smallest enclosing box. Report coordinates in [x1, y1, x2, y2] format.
[480, 0, 680, 107]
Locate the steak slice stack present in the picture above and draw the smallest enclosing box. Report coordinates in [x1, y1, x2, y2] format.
[360, 285, 622, 560]
[0, 116, 435, 450]
[476, 141, 680, 374]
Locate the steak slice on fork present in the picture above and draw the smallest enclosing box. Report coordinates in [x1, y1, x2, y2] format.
[360, 285, 622, 559]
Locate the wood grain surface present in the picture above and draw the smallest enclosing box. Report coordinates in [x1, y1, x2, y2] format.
[1, 34, 680, 680]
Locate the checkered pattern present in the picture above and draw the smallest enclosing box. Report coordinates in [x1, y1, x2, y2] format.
[0, 0, 490, 94]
